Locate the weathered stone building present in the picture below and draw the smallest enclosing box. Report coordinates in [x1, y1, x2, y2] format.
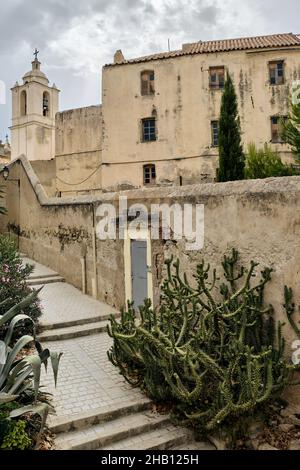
[102, 33, 300, 190]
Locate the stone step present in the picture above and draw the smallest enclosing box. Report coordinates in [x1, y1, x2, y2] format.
[55, 411, 171, 450]
[174, 441, 216, 450]
[29, 273, 59, 280]
[39, 312, 119, 332]
[26, 275, 65, 286]
[102, 425, 194, 450]
[49, 397, 152, 434]
[37, 320, 109, 341]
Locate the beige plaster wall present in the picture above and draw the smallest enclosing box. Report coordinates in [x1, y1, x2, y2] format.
[55, 106, 102, 194]
[102, 47, 300, 190]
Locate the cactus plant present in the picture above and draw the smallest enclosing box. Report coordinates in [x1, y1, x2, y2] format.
[108, 249, 294, 431]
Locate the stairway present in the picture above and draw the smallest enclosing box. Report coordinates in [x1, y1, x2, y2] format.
[37, 314, 115, 341]
[51, 398, 214, 451]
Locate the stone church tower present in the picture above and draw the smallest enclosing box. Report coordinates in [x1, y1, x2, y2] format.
[10, 52, 59, 161]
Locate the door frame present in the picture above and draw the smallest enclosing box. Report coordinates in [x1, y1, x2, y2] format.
[124, 228, 153, 306]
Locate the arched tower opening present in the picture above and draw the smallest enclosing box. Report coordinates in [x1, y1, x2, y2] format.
[43, 91, 50, 117]
[20, 90, 27, 116]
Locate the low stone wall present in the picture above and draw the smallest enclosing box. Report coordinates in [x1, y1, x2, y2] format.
[1, 156, 300, 351]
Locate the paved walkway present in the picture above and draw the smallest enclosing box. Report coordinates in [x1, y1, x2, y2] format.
[25, 256, 213, 450]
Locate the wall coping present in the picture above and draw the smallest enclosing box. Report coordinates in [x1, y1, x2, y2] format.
[5, 154, 300, 207]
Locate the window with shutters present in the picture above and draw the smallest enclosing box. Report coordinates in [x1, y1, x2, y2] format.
[269, 61, 284, 85]
[209, 66, 225, 89]
[141, 70, 155, 96]
[143, 164, 156, 185]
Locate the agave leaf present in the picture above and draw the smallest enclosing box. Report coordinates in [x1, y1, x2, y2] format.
[16, 355, 42, 402]
[4, 314, 34, 346]
[0, 341, 6, 369]
[0, 392, 18, 404]
[0, 289, 41, 327]
[50, 352, 63, 387]
[4, 365, 32, 394]
[0, 335, 34, 388]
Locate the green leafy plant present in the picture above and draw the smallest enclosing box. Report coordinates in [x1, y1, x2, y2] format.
[245, 143, 297, 179]
[0, 235, 42, 331]
[0, 418, 31, 450]
[281, 85, 300, 162]
[218, 74, 245, 182]
[108, 250, 294, 433]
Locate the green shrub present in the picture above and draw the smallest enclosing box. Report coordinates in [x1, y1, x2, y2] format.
[245, 143, 297, 179]
[0, 235, 42, 332]
[108, 250, 295, 433]
[0, 419, 31, 450]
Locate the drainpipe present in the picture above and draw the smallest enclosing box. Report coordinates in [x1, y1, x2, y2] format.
[80, 242, 87, 295]
[91, 203, 98, 299]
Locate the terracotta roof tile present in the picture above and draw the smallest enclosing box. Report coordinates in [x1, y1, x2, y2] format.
[107, 33, 300, 67]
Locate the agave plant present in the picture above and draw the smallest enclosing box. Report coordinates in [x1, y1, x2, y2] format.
[0, 290, 62, 439]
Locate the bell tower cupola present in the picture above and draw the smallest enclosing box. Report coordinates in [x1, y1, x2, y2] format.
[10, 49, 60, 161]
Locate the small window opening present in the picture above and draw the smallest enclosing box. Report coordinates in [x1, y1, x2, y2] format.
[271, 116, 288, 143]
[143, 164, 156, 185]
[142, 118, 156, 142]
[211, 121, 219, 146]
[269, 61, 284, 85]
[43, 92, 50, 117]
[209, 66, 225, 89]
[141, 70, 155, 96]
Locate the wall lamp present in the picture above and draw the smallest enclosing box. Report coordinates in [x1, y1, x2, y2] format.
[1, 166, 19, 184]
[2, 166, 9, 180]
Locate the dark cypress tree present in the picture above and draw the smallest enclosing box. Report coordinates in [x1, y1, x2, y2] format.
[218, 73, 245, 181]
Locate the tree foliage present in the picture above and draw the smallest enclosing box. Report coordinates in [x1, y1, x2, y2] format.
[281, 85, 300, 162]
[245, 143, 297, 179]
[218, 74, 245, 182]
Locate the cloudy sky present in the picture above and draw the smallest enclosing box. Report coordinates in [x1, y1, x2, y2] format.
[0, 0, 299, 140]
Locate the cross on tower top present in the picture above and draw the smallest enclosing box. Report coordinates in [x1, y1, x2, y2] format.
[33, 48, 39, 61]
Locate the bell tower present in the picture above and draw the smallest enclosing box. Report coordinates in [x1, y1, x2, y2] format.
[10, 50, 60, 161]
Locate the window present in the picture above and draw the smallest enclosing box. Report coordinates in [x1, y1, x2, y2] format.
[43, 92, 50, 117]
[141, 70, 155, 96]
[269, 61, 284, 85]
[142, 118, 156, 142]
[209, 66, 225, 89]
[143, 164, 156, 185]
[20, 90, 27, 116]
[271, 116, 288, 143]
[211, 121, 219, 146]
